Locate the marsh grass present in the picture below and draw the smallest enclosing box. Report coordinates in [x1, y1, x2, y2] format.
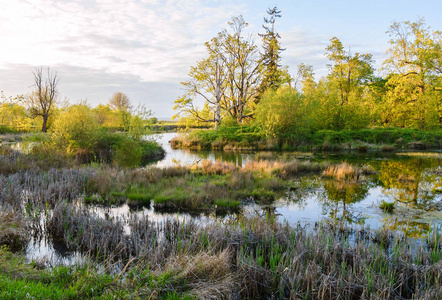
[0, 209, 29, 251]
[323, 162, 361, 181]
[29, 208, 442, 299]
[381, 144, 395, 152]
[380, 200, 395, 213]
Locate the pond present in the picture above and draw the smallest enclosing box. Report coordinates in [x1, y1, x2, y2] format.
[21, 133, 442, 264]
[151, 133, 442, 234]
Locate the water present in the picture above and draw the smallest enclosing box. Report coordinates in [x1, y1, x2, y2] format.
[152, 132, 256, 167]
[20, 132, 442, 263]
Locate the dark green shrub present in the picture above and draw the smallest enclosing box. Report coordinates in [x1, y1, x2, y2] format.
[113, 139, 143, 167]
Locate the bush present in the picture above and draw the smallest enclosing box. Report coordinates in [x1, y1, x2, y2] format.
[113, 138, 143, 168]
[51, 104, 100, 153]
[254, 86, 313, 142]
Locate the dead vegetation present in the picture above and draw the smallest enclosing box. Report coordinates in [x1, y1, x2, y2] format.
[322, 162, 361, 181]
[38, 203, 442, 299]
[0, 208, 29, 250]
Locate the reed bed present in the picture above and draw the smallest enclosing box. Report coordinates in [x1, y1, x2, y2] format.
[38, 201, 442, 299]
[0, 208, 29, 250]
[322, 162, 361, 181]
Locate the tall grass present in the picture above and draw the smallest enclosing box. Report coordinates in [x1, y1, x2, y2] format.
[32, 205, 442, 298]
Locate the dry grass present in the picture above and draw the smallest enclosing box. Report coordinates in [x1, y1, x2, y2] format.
[3, 194, 441, 299]
[397, 152, 442, 158]
[0, 209, 29, 250]
[197, 160, 237, 175]
[323, 163, 360, 181]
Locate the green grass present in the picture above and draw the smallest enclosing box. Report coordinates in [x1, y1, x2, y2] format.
[214, 198, 241, 212]
[380, 200, 395, 213]
[0, 247, 118, 299]
[172, 127, 442, 151]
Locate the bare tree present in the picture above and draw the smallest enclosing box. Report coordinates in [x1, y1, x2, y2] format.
[109, 92, 131, 111]
[28, 67, 59, 132]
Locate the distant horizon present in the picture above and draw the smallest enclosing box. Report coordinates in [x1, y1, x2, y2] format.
[1, 0, 442, 119]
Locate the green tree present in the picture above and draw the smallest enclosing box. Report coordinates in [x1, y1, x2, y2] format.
[257, 7, 289, 98]
[254, 86, 313, 141]
[174, 16, 262, 126]
[382, 19, 442, 129]
[108, 92, 132, 130]
[324, 37, 374, 129]
[51, 104, 100, 153]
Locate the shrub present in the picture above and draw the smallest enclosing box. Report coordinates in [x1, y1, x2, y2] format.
[51, 104, 100, 153]
[113, 138, 143, 168]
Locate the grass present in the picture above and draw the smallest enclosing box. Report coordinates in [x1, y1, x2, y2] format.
[0, 210, 28, 251]
[322, 162, 360, 181]
[82, 158, 328, 211]
[171, 127, 442, 151]
[214, 198, 241, 212]
[3, 213, 442, 299]
[380, 200, 395, 213]
[0, 247, 120, 299]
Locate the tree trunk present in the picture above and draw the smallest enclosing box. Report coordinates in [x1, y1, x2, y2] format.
[214, 103, 221, 129]
[41, 115, 48, 132]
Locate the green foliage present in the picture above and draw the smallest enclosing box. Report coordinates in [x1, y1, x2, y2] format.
[113, 138, 143, 168]
[192, 124, 263, 146]
[380, 201, 395, 213]
[254, 86, 313, 141]
[51, 104, 100, 153]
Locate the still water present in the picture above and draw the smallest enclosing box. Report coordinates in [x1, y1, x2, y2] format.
[25, 132, 442, 263]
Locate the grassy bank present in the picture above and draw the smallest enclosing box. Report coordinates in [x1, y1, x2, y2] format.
[0, 131, 165, 170]
[171, 126, 442, 151]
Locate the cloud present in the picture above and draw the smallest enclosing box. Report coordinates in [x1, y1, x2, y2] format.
[0, 0, 245, 83]
[279, 27, 330, 79]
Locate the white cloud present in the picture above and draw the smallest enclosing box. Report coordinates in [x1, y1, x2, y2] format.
[0, 0, 245, 82]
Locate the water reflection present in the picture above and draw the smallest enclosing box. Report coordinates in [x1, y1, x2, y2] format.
[375, 158, 441, 210]
[19, 133, 442, 263]
[318, 180, 369, 224]
[152, 132, 254, 167]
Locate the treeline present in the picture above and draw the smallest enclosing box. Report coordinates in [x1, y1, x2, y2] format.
[0, 76, 163, 167]
[0, 91, 157, 134]
[174, 10, 442, 139]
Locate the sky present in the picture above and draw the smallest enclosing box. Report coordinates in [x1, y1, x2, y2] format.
[1, 0, 442, 119]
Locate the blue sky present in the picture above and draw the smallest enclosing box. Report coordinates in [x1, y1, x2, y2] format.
[1, 0, 441, 119]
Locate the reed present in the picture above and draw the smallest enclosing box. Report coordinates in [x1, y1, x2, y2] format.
[323, 162, 360, 181]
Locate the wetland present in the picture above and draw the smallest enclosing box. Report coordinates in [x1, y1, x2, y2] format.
[0, 132, 441, 299]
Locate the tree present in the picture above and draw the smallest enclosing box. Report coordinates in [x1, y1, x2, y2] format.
[109, 92, 131, 111]
[257, 7, 288, 97]
[108, 92, 132, 130]
[382, 19, 442, 128]
[174, 32, 228, 129]
[51, 104, 100, 153]
[28, 67, 59, 132]
[324, 37, 374, 129]
[293, 63, 315, 95]
[174, 16, 262, 126]
[254, 86, 313, 141]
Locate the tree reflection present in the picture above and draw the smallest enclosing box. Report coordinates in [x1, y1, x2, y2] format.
[376, 158, 441, 210]
[319, 180, 369, 224]
[382, 217, 430, 238]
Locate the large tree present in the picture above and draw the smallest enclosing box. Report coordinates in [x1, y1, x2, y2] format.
[174, 16, 262, 126]
[28, 67, 59, 132]
[324, 37, 374, 129]
[109, 92, 132, 130]
[382, 19, 442, 128]
[257, 7, 287, 97]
